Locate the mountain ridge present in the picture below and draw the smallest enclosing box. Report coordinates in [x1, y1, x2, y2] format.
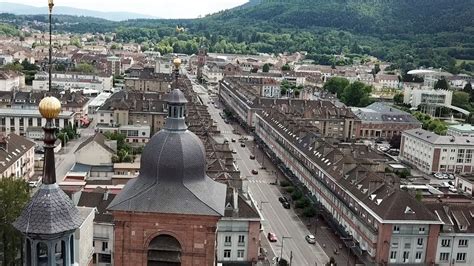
[0, 2, 158, 21]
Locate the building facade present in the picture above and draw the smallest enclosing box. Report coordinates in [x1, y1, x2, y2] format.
[0, 133, 35, 179]
[401, 129, 474, 174]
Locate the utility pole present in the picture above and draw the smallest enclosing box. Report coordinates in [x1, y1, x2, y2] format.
[48, 0, 54, 93]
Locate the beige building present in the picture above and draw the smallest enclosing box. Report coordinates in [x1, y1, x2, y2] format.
[75, 133, 117, 166]
[0, 133, 35, 179]
[0, 70, 25, 91]
[124, 67, 172, 93]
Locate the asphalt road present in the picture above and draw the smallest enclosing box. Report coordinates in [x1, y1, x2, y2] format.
[192, 82, 329, 266]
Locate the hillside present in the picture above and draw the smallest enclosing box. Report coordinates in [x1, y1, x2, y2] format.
[0, 0, 472, 73]
[0, 2, 157, 21]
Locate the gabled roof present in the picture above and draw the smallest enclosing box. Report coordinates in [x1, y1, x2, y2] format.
[0, 133, 35, 174]
[77, 187, 116, 224]
[75, 132, 115, 154]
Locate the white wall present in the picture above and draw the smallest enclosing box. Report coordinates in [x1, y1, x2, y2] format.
[435, 235, 474, 265]
[75, 142, 113, 166]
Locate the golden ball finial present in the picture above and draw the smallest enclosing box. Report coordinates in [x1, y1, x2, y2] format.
[173, 58, 182, 69]
[39, 96, 61, 119]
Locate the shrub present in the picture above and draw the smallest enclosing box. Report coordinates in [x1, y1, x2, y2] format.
[291, 190, 303, 200]
[303, 207, 316, 217]
[295, 198, 310, 209]
[280, 180, 291, 187]
[285, 186, 294, 193]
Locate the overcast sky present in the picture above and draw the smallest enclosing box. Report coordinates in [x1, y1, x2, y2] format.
[12, 0, 248, 18]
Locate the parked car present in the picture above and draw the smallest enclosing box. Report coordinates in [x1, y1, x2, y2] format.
[267, 232, 278, 242]
[250, 154, 256, 160]
[251, 169, 259, 175]
[305, 234, 316, 244]
[279, 196, 288, 203]
[282, 201, 290, 209]
[232, 150, 237, 154]
[231, 138, 236, 142]
[434, 172, 444, 179]
[449, 186, 458, 193]
[240, 143, 246, 148]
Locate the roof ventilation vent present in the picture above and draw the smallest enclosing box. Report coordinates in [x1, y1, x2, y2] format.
[404, 206, 415, 214]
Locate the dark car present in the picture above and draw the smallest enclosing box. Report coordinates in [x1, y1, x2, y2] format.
[251, 169, 258, 175]
[250, 155, 256, 160]
[282, 201, 290, 209]
[278, 196, 288, 203]
[240, 143, 246, 148]
[231, 138, 236, 142]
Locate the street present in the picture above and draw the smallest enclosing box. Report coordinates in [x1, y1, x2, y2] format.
[192, 82, 329, 266]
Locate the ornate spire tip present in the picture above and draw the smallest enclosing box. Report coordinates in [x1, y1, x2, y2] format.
[39, 96, 61, 119]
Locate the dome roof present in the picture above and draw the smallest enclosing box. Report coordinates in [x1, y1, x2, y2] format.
[108, 89, 226, 216]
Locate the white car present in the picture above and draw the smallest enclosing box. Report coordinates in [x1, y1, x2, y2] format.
[305, 234, 316, 244]
[434, 173, 444, 179]
[449, 186, 457, 193]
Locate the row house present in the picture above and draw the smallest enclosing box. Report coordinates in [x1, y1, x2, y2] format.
[375, 74, 400, 89]
[0, 70, 25, 91]
[352, 102, 421, 140]
[401, 129, 474, 174]
[32, 71, 113, 92]
[124, 67, 172, 93]
[255, 110, 443, 264]
[0, 133, 35, 179]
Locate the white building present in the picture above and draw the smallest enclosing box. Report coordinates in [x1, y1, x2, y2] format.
[0, 133, 35, 180]
[32, 72, 113, 92]
[401, 129, 474, 174]
[0, 108, 75, 136]
[96, 124, 151, 145]
[203, 63, 224, 84]
[448, 124, 474, 137]
[155, 59, 172, 74]
[404, 87, 453, 108]
[261, 80, 280, 98]
[0, 70, 25, 91]
[407, 69, 453, 89]
[375, 74, 400, 88]
[88, 92, 112, 115]
[75, 133, 116, 166]
[74, 207, 96, 266]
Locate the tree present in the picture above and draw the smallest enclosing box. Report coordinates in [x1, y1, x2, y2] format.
[75, 63, 95, 73]
[452, 91, 470, 110]
[434, 79, 449, 90]
[393, 93, 404, 105]
[0, 176, 30, 265]
[389, 134, 401, 149]
[281, 64, 290, 71]
[462, 83, 473, 99]
[372, 63, 381, 75]
[323, 77, 349, 96]
[262, 63, 270, 73]
[341, 81, 372, 107]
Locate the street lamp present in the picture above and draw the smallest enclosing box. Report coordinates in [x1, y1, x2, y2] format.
[280, 236, 292, 262]
[48, 0, 54, 93]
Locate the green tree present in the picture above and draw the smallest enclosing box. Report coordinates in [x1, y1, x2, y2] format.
[323, 77, 349, 96]
[281, 64, 290, 71]
[3, 61, 23, 72]
[75, 63, 95, 73]
[452, 91, 470, 109]
[434, 79, 449, 90]
[262, 63, 270, 73]
[462, 83, 473, 99]
[372, 63, 381, 75]
[0, 176, 30, 265]
[341, 81, 372, 107]
[393, 92, 404, 105]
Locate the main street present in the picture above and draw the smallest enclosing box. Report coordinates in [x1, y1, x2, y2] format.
[192, 81, 329, 266]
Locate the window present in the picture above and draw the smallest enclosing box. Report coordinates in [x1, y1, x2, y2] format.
[419, 227, 425, 233]
[439, 252, 450, 262]
[102, 241, 108, 251]
[417, 238, 423, 246]
[441, 239, 451, 247]
[393, 225, 400, 233]
[404, 243, 411, 249]
[390, 251, 397, 260]
[224, 236, 231, 246]
[443, 149, 447, 152]
[459, 239, 468, 247]
[456, 253, 466, 262]
[415, 252, 422, 260]
[237, 250, 244, 258]
[403, 251, 410, 262]
[224, 250, 231, 258]
[238, 235, 245, 246]
[391, 242, 399, 248]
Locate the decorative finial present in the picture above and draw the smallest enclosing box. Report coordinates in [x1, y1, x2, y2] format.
[173, 57, 182, 69]
[39, 96, 61, 119]
[48, 0, 54, 13]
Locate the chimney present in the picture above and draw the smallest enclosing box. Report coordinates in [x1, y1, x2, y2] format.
[0, 135, 8, 151]
[103, 187, 109, 201]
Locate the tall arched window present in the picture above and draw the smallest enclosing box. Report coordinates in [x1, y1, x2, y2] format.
[37, 242, 48, 266]
[147, 234, 182, 266]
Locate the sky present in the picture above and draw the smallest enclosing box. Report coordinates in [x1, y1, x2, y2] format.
[11, 0, 249, 18]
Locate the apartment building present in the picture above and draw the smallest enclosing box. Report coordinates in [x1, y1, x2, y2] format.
[95, 90, 167, 134]
[97, 124, 151, 146]
[32, 71, 113, 92]
[352, 102, 421, 140]
[254, 110, 443, 264]
[404, 87, 453, 108]
[0, 133, 35, 179]
[401, 129, 474, 174]
[0, 70, 25, 91]
[0, 108, 74, 136]
[124, 67, 172, 93]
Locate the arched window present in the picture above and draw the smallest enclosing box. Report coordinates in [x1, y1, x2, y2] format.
[147, 234, 182, 266]
[37, 242, 48, 266]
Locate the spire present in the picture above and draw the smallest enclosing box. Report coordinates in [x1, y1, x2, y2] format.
[164, 58, 188, 131]
[39, 96, 61, 184]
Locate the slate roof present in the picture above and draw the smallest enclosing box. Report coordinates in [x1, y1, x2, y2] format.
[98, 90, 167, 114]
[75, 132, 115, 154]
[425, 202, 474, 233]
[352, 102, 420, 124]
[108, 89, 226, 216]
[0, 133, 35, 174]
[13, 184, 83, 236]
[77, 187, 116, 224]
[404, 128, 474, 145]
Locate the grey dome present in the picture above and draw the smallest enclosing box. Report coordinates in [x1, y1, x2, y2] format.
[108, 88, 226, 216]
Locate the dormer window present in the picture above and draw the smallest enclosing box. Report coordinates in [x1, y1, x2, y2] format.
[404, 206, 415, 214]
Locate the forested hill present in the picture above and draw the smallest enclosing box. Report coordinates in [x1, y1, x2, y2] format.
[0, 0, 473, 73]
[207, 0, 472, 35]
